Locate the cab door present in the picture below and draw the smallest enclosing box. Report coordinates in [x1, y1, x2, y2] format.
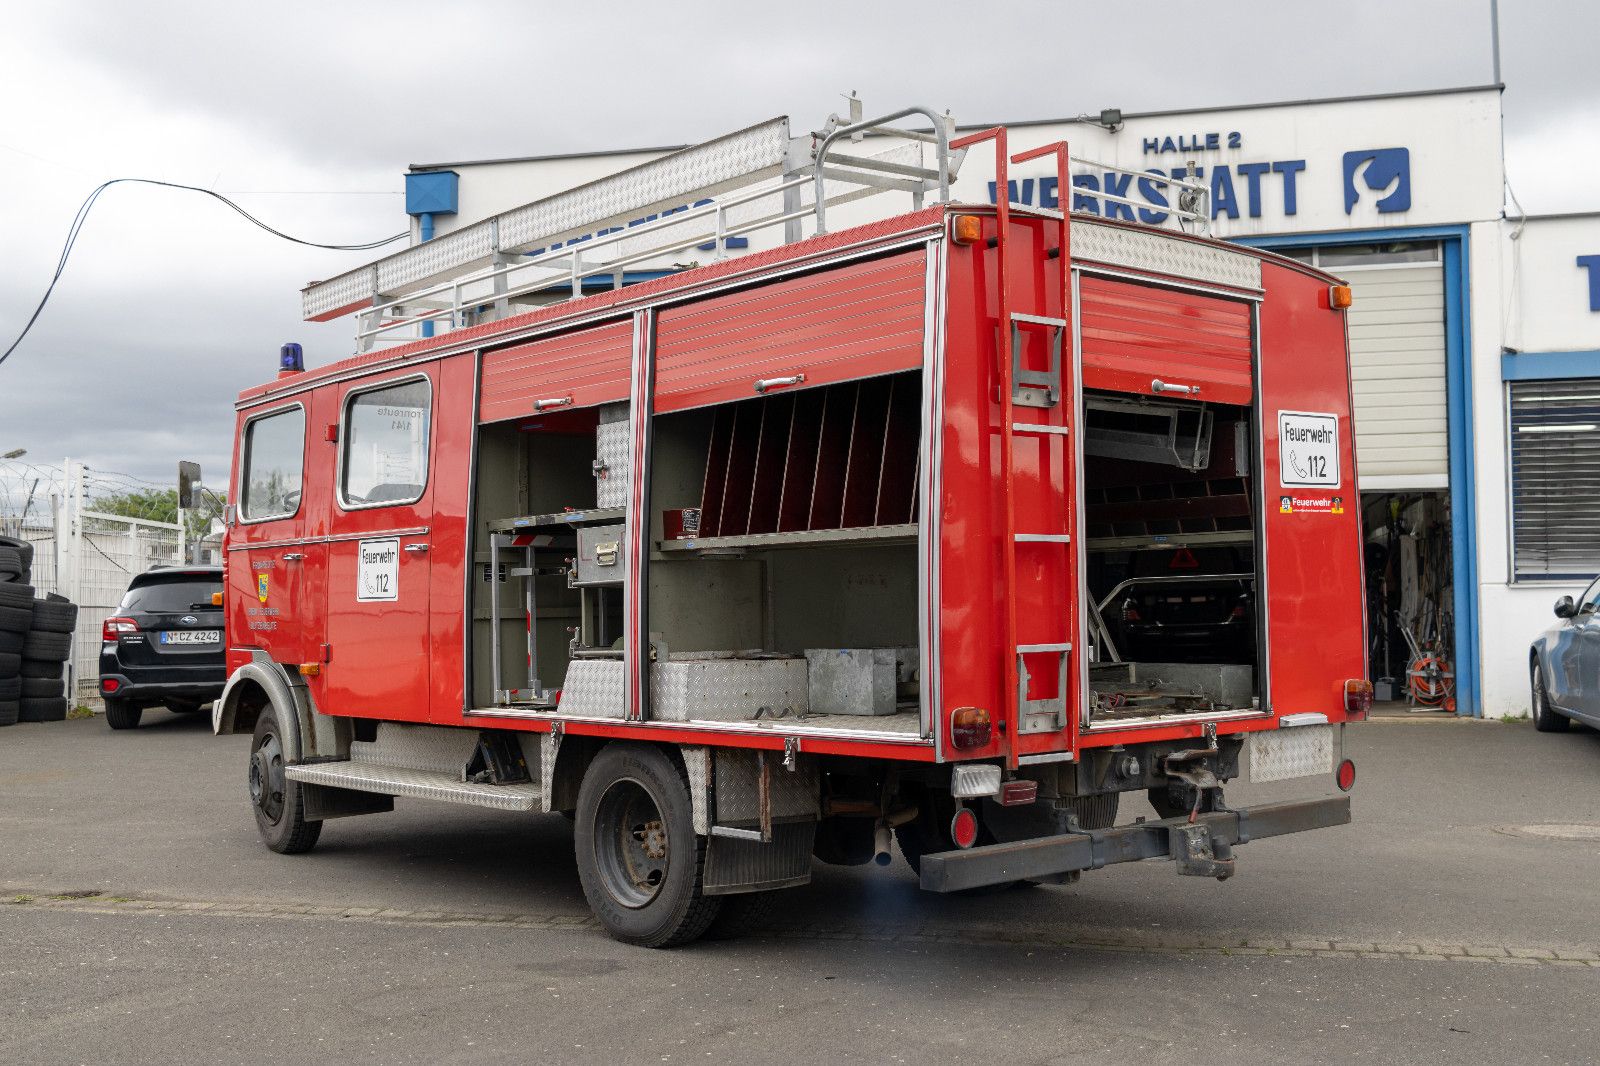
[231, 402, 312, 667]
[322, 369, 437, 722]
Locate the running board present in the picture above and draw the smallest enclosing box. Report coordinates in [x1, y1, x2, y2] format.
[285, 762, 540, 812]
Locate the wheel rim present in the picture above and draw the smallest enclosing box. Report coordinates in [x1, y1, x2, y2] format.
[1532, 667, 1544, 723]
[250, 731, 285, 824]
[593, 777, 670, 909]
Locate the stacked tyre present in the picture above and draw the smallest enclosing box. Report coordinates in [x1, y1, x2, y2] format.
[0, 536, 33, 727]
[0, 536, 78, 725]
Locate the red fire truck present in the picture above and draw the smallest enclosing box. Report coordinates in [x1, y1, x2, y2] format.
[217, 106, 1368, 946]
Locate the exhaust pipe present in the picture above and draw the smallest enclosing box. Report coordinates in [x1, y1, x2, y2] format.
[873, 807, 920, 866]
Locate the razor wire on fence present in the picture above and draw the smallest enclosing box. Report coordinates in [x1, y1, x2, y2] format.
[1, 459, 223, 702]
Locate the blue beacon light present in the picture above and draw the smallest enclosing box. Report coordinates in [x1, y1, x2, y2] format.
[278, 342, 305, 377]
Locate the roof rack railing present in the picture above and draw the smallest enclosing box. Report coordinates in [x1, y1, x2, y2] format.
[304, 97, 969, 351]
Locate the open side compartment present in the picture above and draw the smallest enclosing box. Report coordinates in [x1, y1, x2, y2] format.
[639, 369, 924, 735]
[1081, 389, 1265, 725]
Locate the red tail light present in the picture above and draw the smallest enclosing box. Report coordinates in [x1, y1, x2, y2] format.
[1336, 758, 1356, 791]
[999, 779, 1038, 807]
[101, 677, 120, 693]
[950, 706, 992, 750]
[1344, 678, 1373, 716]
[102, 617, 139, 641]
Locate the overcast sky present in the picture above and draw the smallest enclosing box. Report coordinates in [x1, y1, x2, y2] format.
[1, 0, 1595, 498]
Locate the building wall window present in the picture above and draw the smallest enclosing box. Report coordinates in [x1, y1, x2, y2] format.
[1509, 378, 1600, 581]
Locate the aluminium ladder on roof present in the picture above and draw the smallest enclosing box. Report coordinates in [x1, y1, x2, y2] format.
[302, 104, 967, 351]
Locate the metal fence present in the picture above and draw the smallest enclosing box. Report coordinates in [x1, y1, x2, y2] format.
[3, 459, 197, 702]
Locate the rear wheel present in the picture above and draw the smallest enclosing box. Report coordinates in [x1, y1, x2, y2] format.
[250, 705, 321, 854]
[703, 890, 783, 941]
[104, 698, 143, 730]
[574, 744, 720, 948]
[1531, 662, 1569, 733]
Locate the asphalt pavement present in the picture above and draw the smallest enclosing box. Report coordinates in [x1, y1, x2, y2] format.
[3, 711, 1598, 1064]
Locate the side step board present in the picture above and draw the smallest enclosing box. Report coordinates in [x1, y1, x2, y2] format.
[285, 762, 540, 812]
[283, 722, 541, 813]
[918, 796, 1350, 893]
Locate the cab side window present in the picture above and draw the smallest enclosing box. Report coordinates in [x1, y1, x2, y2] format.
[241, 407, 305, 521]
[341, 379, 432, 508]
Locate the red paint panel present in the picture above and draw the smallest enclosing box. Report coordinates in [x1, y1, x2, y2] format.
[1079, 276, 1253, 404]
[478, 320, 632, 423]
[653, 250, 926, 412]
[1258, 261, 1366, 719]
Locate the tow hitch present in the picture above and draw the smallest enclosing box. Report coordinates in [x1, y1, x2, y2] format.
[1157, 723, 1236, 878]
[1168, 821, 1236, 880]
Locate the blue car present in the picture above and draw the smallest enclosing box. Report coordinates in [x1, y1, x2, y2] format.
[1530, 576, 1600, 733]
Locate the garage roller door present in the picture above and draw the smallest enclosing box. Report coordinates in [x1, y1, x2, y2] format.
[1346, 263, 1447, 487]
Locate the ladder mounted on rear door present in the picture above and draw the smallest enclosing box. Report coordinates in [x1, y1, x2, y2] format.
[951, 129, 1080, 768]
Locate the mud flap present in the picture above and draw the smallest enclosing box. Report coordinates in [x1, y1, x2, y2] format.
[1169, 821, 1235, 880]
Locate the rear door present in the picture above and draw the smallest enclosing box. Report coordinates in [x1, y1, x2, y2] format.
[322, 369, 437, 722]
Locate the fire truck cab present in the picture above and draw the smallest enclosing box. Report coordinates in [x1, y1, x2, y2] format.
[218, 105, 1367, 946]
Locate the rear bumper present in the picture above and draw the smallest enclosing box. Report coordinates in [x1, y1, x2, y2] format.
[98, 673, 224, 703]
[918, 795, 1350, 893]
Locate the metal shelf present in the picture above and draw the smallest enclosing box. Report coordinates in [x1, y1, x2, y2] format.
[1086, 529, 1252, 552]
[488, 506, 624, 534]
[656, 523, 917, 555]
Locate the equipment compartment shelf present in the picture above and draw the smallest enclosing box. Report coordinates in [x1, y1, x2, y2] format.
[656, 522, 917, 555]
[488, 506, 625, 534]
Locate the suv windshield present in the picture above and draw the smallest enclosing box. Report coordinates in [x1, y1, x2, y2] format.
[120, 578, 221, 614]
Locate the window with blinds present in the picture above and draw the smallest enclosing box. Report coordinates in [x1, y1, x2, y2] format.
[1510, 378, 1600, 580]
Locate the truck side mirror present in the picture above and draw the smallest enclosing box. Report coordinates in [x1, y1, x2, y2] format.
[1554, 595, 1577, 619]
[178, 460, 203, 509]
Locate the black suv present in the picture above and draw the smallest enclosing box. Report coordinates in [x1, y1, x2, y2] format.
[99, 566, 225, 730]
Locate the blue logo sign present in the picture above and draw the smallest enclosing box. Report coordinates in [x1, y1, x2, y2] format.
[1578, 255, 1600, 312]
[1342, 148, 1411, 214]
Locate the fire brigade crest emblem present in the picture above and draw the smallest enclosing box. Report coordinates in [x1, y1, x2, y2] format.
[257, 574, 270, 604]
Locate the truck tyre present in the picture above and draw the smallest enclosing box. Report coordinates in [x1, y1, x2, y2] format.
[573, 743, 721, 948]
[0, 536, 33, 572]
[0, 700, 18, 726]
[0, 605, 31, 633]
[104, 698, 143, 730]
[0, 582, 34, 608]
[20, 676, 60, 699]
[0, 546, 21, 579]
[703, 889, 783, 941]
[0, 652, 19, 676]
[21, 658, 62, 679]
[0, 628, 23, 654]
[250, 704, 322, 855]
[1531, 662, 1568, 733]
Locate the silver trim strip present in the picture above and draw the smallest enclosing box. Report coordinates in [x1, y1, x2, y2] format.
[462, 352, 482, 713]
[1076, 264, 1264, 303]
[226, 527, 430, 552]
[460, 706, 933, 746]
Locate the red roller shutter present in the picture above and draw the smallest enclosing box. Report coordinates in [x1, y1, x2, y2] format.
[654, 250, 926, 412]
[1079, 276, 1254, 405]
[478, 320, 633, 423]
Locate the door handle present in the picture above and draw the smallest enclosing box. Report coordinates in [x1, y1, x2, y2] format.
[1151, 379, 1201, 396]
[282, 552, 305, 561]
[754, 373, 805, 394]
[404, 543, 430, 554]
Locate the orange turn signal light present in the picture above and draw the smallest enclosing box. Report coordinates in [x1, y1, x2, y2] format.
[211, 592, 223, 606]
[1329, 284, 1353, 309]
[952, 214, 983, 246]
[1344, 678, 1373, 715]
[298, 663, 321, 677]
[951, 706, 992, 749]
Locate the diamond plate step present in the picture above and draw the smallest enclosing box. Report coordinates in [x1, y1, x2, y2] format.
[285, 762, 540, 812]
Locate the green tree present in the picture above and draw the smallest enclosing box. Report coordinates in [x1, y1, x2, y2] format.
[88, 487, 224, 542]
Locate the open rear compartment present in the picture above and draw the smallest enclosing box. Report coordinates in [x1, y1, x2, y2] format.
[1082, 389, 1266, 726]
[467, 369, 926, 738]
[641, 369, 924, 736]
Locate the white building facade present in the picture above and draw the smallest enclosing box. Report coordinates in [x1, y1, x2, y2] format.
[403, 85, 1600, 718]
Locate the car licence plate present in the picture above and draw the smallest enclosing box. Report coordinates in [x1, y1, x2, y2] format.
[159, 630, 220, 646]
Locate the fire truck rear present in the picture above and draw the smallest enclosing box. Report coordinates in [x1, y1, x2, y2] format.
[217, 104, 1367, 946]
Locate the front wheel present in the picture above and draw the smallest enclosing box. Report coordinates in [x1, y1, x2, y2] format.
[573, 744, 720, 948]
[250, 705, 322, 854]
[104, 698, 142, 730]
[1531, 662, 1569, 733]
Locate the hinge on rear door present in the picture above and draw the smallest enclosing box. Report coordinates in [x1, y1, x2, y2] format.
[321, 643, 332, 664]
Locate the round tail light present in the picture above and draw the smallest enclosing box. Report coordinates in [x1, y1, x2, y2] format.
[1336, 758, 1356, 792]
[950, 807, 980, 849]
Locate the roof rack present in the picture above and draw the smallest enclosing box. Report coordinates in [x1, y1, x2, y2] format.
[303, 98, 967, 351]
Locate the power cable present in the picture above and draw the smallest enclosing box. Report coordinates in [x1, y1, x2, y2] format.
[0, 177, 408, 369]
